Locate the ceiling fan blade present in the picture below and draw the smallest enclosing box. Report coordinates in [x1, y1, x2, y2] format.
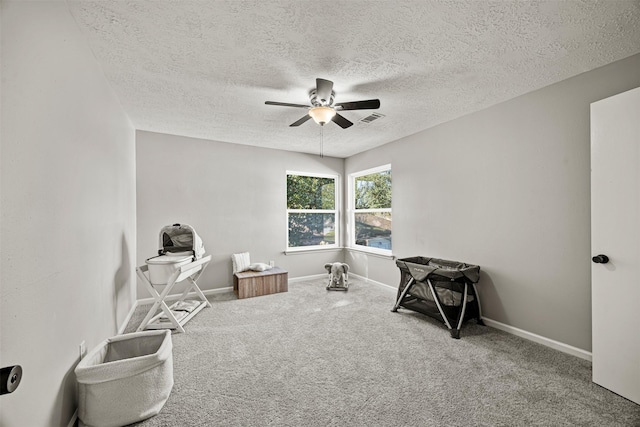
[331, 113, 353, 129]
[316, 78, 334, 104]
[290, 115, 312, 127]
[335, 99, 381, 111]
[265, 101, 310, 109]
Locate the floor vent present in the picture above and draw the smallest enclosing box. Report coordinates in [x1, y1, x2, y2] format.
[360, 112, 385, 124]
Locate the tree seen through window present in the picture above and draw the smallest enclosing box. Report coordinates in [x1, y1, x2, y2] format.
[287, 174, 337, 248]
[353, 168, 391, 251]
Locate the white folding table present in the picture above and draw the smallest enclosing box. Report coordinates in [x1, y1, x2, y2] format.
[136, 255, 211, 333]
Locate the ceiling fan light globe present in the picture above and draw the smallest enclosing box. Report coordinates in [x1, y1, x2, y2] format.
[309, 106, 336, 125]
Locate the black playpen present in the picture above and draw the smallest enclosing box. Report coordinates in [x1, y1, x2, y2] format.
[392, 256, 483, 338]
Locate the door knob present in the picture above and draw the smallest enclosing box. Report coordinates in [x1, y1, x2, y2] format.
[592, 254, 609, 264]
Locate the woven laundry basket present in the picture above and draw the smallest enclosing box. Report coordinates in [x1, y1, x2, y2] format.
[75, 330, 173, 427]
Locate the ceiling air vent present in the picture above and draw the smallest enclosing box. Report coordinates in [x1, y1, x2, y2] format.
[360, 112, 385, 124]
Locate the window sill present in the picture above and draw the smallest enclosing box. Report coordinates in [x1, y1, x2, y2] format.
[345, 246, 396, 260]
[284, 246, 343, 255]
[283, 246, 396, 260]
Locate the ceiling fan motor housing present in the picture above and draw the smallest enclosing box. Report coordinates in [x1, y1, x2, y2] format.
[309, 89, 335, 107]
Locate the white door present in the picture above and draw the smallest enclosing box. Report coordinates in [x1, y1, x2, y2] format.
[591, 86, 640, 405]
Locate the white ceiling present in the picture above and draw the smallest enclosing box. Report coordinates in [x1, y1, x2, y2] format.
[67, 0, 640, 158]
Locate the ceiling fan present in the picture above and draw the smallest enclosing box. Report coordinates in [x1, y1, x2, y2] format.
[265, 78, 381, 129]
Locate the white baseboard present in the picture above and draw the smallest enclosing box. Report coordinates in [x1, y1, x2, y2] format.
[480, 317, 592, 361]
[291, 273, 393, 284]
[118, 300, 139, 335]
[131, 274, 592, 362]
[137, 274, 331, 305]
[136, 286, 233, 305]
[67, 409, 78, 427]
[136, 273, 332, 304]
[351, 274, 592, 362]
[289, 273, 326, 282]
[351, 274, 396, 292]
[134, 274, 329, 306]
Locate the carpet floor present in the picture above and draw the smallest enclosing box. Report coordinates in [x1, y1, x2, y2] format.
[125, 278, 640, 426]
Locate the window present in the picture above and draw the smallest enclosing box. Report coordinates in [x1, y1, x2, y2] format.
[286, 172, 338, 250]
[349, 165, 392, 253]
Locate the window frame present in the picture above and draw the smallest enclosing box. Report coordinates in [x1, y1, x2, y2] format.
[348, 164, 392, 256]
[286, 171, 340, 252]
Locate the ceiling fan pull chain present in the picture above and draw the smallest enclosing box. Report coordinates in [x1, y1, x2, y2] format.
[320, 125, 324, 158]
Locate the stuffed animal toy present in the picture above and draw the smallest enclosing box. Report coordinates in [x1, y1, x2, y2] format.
[324, 262, 350, 291]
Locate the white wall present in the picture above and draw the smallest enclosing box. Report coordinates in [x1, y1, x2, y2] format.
[0, 2, 136, 426]
[345, 53, 640, 352]
[136, 131, 344, 296]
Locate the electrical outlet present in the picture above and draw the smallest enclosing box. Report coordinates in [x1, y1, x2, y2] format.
[79, 341, 86, 359]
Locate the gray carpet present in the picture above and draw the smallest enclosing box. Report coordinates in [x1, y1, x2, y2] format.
[125, 278, 640, 426]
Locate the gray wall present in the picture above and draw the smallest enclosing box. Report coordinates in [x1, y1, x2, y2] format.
[345, 53, 640, 352]
[0, 2, 136, 426]
[1, 5, 632, 425]
[135, 131, 344, 296]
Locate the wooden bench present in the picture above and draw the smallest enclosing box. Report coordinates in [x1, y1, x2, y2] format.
[233, 267, 288, 299]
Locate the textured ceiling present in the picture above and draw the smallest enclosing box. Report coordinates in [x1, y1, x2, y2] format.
[66, 0, 640, 158]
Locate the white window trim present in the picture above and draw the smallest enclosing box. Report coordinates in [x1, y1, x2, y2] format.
[286, 171, 340, 252]
[348, 164, 392, 255]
